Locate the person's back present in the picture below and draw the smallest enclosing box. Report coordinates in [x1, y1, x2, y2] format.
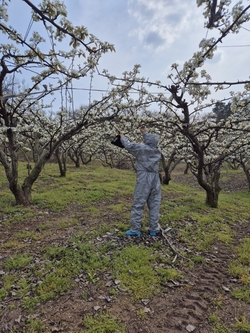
[120, 132, 161, 172]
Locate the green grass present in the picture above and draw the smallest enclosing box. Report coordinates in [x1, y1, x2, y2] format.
[235, 315, 250, 332]
[0, 207, 34, 226]
[0, 162, 250, 332]
[111, 244, 180, 299]
[112, 245, 159, 299]
[14, 230, 42, 241]
[209, 311, 233, 333]
[4, 253, 33, 270]
[229, 238, 250, 304]
[160, 179, 247, 251]
[31, 164, 135, 211]
[5, 238, 113, 311]
[26, 318, 45, 333]
[82, 312, 127, 333]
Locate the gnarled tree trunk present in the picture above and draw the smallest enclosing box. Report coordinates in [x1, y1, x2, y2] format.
[55, 148, 67, 177]
[197, 164, 221, 208]
[68, 149, 81, 168]
[160, 152, 181, 185]
[240, 159, 250, 190]
[0, 144, 51, 206]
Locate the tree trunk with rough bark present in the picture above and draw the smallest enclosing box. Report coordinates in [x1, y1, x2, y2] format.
[241, 162, 250, 190]
[80, 152, 92, 165]
[163, 167, 171, 185]
[205, 188, 220, 208]
[184, 163, 189, 175]
[160, 152, 181, 185]
[1, 148, 51, 206]
[9, 182, 31, 206]
[182, 126, 222, 208]
[197, 167, 221, 208]
[68, 150, 80, 168]
[56, 148, 67, 177]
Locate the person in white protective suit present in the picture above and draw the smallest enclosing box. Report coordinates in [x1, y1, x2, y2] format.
[120, 125, 162, 237]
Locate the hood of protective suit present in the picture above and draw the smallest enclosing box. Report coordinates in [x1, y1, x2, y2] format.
[143, 132, 159, 148]
[120, 133, 161, 173]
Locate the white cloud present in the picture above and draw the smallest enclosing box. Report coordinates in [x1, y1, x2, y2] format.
[127, 0, 205, 51]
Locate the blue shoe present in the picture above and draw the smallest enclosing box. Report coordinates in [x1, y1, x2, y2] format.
[149, 231, 160, 237]
[126, 230, 141, 237]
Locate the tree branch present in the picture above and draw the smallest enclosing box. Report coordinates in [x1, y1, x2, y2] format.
[22, 0, 96, 54]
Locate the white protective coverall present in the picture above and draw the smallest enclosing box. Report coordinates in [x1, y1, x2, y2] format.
[120, 132, 162, 233]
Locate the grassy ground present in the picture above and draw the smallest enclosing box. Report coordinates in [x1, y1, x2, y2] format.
[0, 161, 250, 333]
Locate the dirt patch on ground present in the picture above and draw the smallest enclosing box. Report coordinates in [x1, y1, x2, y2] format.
[0, 174, 250, 333]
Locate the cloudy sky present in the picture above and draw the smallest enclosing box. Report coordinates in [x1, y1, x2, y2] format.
[4, 0, 250, 109]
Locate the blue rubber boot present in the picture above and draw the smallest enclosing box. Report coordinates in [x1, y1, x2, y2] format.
[149, 231, 160, 237]
[126, 230, 141, 237]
